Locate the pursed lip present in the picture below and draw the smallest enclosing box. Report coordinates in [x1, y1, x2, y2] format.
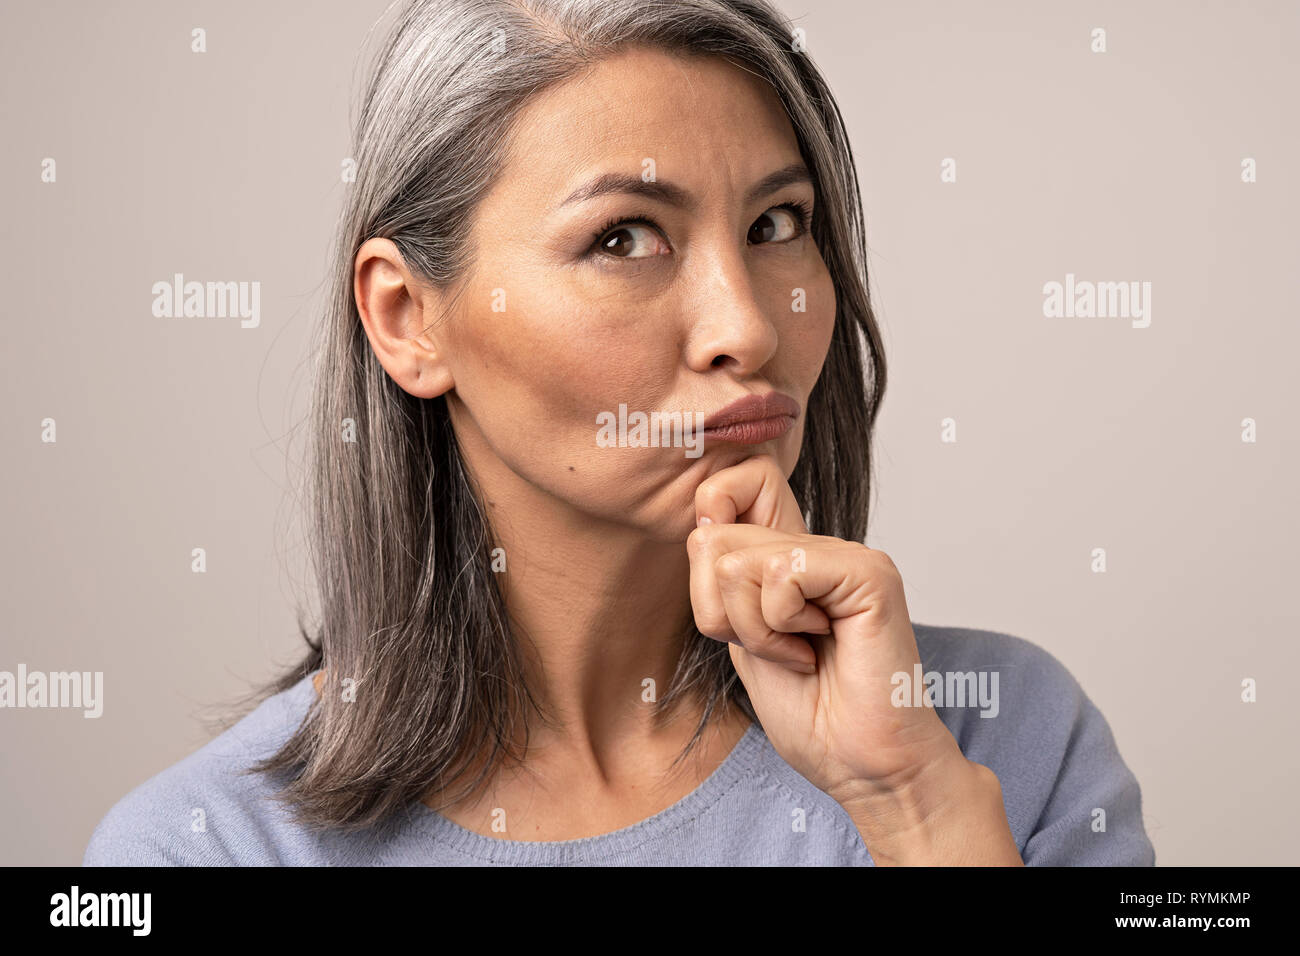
[702, 391, 801, 431]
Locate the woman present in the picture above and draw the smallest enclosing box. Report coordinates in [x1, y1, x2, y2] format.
[84, 0, 1154, 866]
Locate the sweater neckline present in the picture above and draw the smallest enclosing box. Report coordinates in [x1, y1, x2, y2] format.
[398, 721, 767, 863]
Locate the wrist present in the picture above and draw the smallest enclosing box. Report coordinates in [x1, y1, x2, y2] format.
[832, 750, 1023, 866]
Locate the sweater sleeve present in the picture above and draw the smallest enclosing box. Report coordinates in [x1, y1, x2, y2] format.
[80, 719, 294, 867]
[1015, 685, 1156, 866]
[916, 625, 1157, 866]
[82, 763, 243, 867]
[81, 683, 314, 867]
[83, 801, 220, 867]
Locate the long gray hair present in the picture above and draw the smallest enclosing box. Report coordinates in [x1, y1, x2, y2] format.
[238, 0, 886, 832]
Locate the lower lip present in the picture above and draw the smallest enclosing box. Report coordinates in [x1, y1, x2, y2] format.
[702, 416, 795, 445]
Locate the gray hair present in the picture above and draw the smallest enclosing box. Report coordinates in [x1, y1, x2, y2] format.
[232, 0, 886, 832]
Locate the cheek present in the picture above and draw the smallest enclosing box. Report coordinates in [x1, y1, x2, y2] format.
[776, 260, 837, 382]
[771, 262, 835, 472]
[449, 279, 703, 530]
[448, 278, 677, 463]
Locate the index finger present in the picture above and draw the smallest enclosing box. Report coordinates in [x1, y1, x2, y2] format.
[694, 454, 808, 533]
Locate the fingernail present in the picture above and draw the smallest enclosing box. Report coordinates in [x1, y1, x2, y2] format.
[697, 515, 713, 526]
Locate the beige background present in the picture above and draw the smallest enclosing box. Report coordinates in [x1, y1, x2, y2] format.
[2, 0, 1296, 866]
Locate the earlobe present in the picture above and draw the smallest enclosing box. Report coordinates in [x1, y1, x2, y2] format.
[353, 237, 456, 399]
[411, 360, 456, 399]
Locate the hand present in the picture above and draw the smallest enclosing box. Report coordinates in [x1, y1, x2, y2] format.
[687, 454, 1022, 865]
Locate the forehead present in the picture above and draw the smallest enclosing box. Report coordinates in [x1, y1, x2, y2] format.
[494, 46, 804, 204]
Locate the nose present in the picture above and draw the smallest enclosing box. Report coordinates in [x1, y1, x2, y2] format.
[681, 241, 779, 376]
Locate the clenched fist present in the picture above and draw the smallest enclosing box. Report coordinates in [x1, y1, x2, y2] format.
[687, 454, 1023, 866]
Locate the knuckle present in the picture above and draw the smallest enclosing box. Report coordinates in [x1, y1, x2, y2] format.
[862, 546, 905, 592]
[858, 542, 891, 568]
[763, 552, 790, 579]
[713, 551, 747, 579]
[874, 549, 903, 580]
[694, 613, 730, 639]
[694, 480, 725, 511]
[686, 525, 715, 558]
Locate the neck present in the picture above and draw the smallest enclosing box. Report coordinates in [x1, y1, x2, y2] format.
[451, 411, 731, 769]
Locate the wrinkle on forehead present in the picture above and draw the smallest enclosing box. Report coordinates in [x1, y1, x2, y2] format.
[491, 46, 801, 208]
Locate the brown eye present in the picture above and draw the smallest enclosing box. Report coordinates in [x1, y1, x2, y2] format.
[595, 222, 666, 259]
[748, 206, 803, 244]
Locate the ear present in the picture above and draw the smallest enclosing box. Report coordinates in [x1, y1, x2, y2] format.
[353, 237, 456, 399]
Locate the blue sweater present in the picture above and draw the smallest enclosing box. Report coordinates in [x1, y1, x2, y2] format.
[82, 624, 1156, 866]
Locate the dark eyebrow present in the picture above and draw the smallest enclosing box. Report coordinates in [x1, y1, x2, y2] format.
[558, 162, 813, 210]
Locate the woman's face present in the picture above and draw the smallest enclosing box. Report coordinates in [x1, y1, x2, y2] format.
[406, 47, 835, 540]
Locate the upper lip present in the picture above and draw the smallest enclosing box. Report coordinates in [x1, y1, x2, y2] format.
[702, 391, 800, 430]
